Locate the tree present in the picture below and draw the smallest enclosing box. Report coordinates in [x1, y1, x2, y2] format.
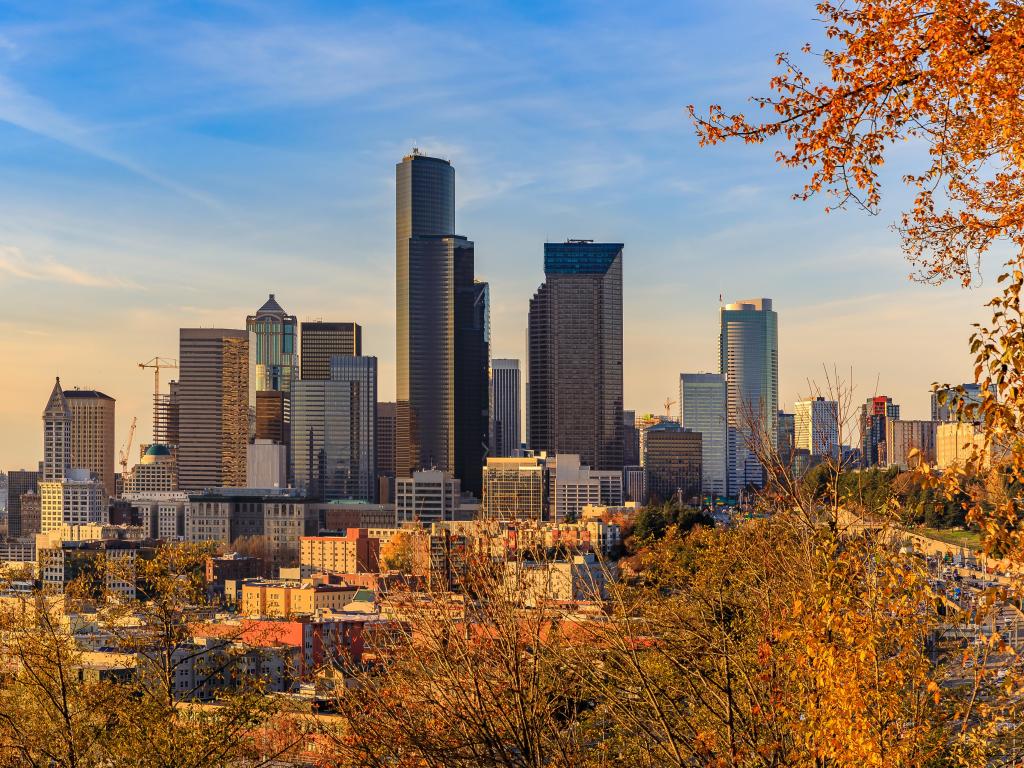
[690, 0, 1024, 557]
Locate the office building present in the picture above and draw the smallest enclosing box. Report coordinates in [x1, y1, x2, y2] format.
[932, 383, 983, 422]
[6, 470, 40, 539]
[794, 397, 839, 458]
[376, 401, 397, 486]
[43, 377, 72, 483]
[622, 410, 640, 468]
[936, 422, 987, 469]
[65, 389, 116, 498]
[885, 420, 939, 470]
[549, 454, 622, 522]
[860, 395, 900, 467]
[624, 466, 647, 504]
[777, 411, 796, 467]
[396, 150, 489, 490]
[254, 391, 286, 444]
[490, 359, 521, 458]
[247, 440, 288, 489]
[154, 380, 179, 447]
[395, 469, 461, 524]
[18, 492, 41, 538]
[124, 444, 177, 494]
[679, 373, 728, 497]
[300, 530, 379, 574]
[641, 421, 703, 503]
[246, 294, 298, 394]
[720, 298, 779, 494]
[481, 457, 545, 521]
[300, 321, 362, 381]
[454, 247, 489, 499]
[177, 329, 249, 491]
[527, 241, 624, 471]
[292, 356, 378, 502]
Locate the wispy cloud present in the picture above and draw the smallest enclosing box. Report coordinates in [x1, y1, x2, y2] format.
[0, 245, 137, 289]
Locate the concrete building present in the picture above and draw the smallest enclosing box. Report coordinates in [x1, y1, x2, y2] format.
[185, 489, 316, 569]
[794, 397, 839, 458]
[6, 470, 40, 539]
[481, 456, 545, 521]
[490, 359, 521, 458]
[936, 422, 986, 469]
[247, 440, 288, 489]
[720, 298, 779, 494]
[679, 373, 727, 497]
[622, 410, 640, 468]
[503, 552, 606, 607]
[376, 401, 397, 502]
[124, 493, 187, 540]
[239, 580, 358, 618]
[65, 389, 116, 498]
[300, 530, 379, 574]
[641, 421, 703, 503]
[178, 329, 249, 490]
[300, 321, 362, 381]
[860, 395, 900, 467]
[885, 420, 939, 470]
[39, 539, 157, 598]
[292, 356, 378, 503]
[549, 454, 622, 522]
[624, 466, 647, 505]
[395, 469, 461, 524]
[527, 241, 624, 471]
[43, 377, 72, 483]
[124, 444, 177, 494]
[777, 410, 796, 467]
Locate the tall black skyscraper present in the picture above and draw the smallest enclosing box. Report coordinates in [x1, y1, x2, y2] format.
[396, 150, 488, 494]
[527, 241, 624, 471]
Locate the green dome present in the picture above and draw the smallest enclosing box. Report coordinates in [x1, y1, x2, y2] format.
[145, 444, 172, 456]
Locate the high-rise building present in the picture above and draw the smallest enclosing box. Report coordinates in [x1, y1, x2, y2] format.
[936, 422, 986, 469]
[39, 378, 105, 532]
[124, 445, 177, 494]
[549, 454, 622, 522]
[454, 246, 489, 499]
[292, 356, 378, 502]
[622, 410, 640, 468]
[65, 389, 116, 498]
[177, 329, 249, 491]
[777, 411, 796, 467]
[395, 151, 455, 480]
[860, 395, 900, 467]
[247, 294, 297, 445]
[376, 401, 397, 480]
[6, 470, 40, 539]
[641, 421, 703, 503]
[931, 383, 983, 422]
[679, 373, 728, 497]
[395, 469, 461, 524]
[794, 397, 839, 458]
[154, 380, 180, 447]
[43, 377, 72, 483]
[481, 457, 545, 521]
[490, 359, 521, 458]
[527, 241, 624, 471]
[720, 298, 779, 494]
[300, 322, 362, 381]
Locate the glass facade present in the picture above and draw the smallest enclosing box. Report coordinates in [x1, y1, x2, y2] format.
[300, 322, 362, 381]
[527, 241, 624, 471]
[679, 373, 727, 497]
[246, 294, 297, 394]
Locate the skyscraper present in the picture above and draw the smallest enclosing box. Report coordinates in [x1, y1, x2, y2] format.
[300, 322, 362, 381]
[860, 395, 900, 467]
[65, 389, 116, 498]
[720, 298, 779, 494]
[42, 377, 72, 483]
[376, 401, 397, 501]
[454, 246, 489, 499]
[292, 356, 378, 502]
[395, 149, 487, 492]
[527, 241, 624, 471]
[794, 397, 839, 457]
[490, 359, 522, 458]
[931, 383, 983, 421]
[247, 294, 297, 444]
[6, 469, 40, 539]
[641, 421, 703, 503]
[679, 373, 728, 497]
[177, 329, 249, 491]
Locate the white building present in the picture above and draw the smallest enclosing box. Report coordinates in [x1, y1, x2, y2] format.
[247, 439, 288, 489]
[886, 420, 939, 470]
[679, 373, 728, 497]
[549, 454, 622, 522]
[936, 422, 986, 469]
[124, 444, 178, 494]
[395, 470, 461, 524]
[40, 470, 106, 533]
[794, 397, 839, 458]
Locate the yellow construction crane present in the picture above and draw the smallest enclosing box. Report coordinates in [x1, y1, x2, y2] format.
[664, 397, 677, 418]
[119, 416, 137, 479]
[139, 357, 178, 441]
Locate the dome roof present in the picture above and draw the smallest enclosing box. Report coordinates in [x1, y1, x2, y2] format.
[141, 444, 173, 465]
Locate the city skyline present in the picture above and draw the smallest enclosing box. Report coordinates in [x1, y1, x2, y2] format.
[0, 1, 986, 469]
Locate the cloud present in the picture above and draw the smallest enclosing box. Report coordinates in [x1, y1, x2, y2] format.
[0, 245, 137, 289]
[0, 75, 220, 208]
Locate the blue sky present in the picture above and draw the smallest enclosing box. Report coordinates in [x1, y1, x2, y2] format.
[0, 0, 989, 467]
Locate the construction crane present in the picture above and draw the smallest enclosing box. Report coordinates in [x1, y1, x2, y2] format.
[663, 397, 677, 418]
[139, 357, 178, 442]
[118, 416, 137, 479]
